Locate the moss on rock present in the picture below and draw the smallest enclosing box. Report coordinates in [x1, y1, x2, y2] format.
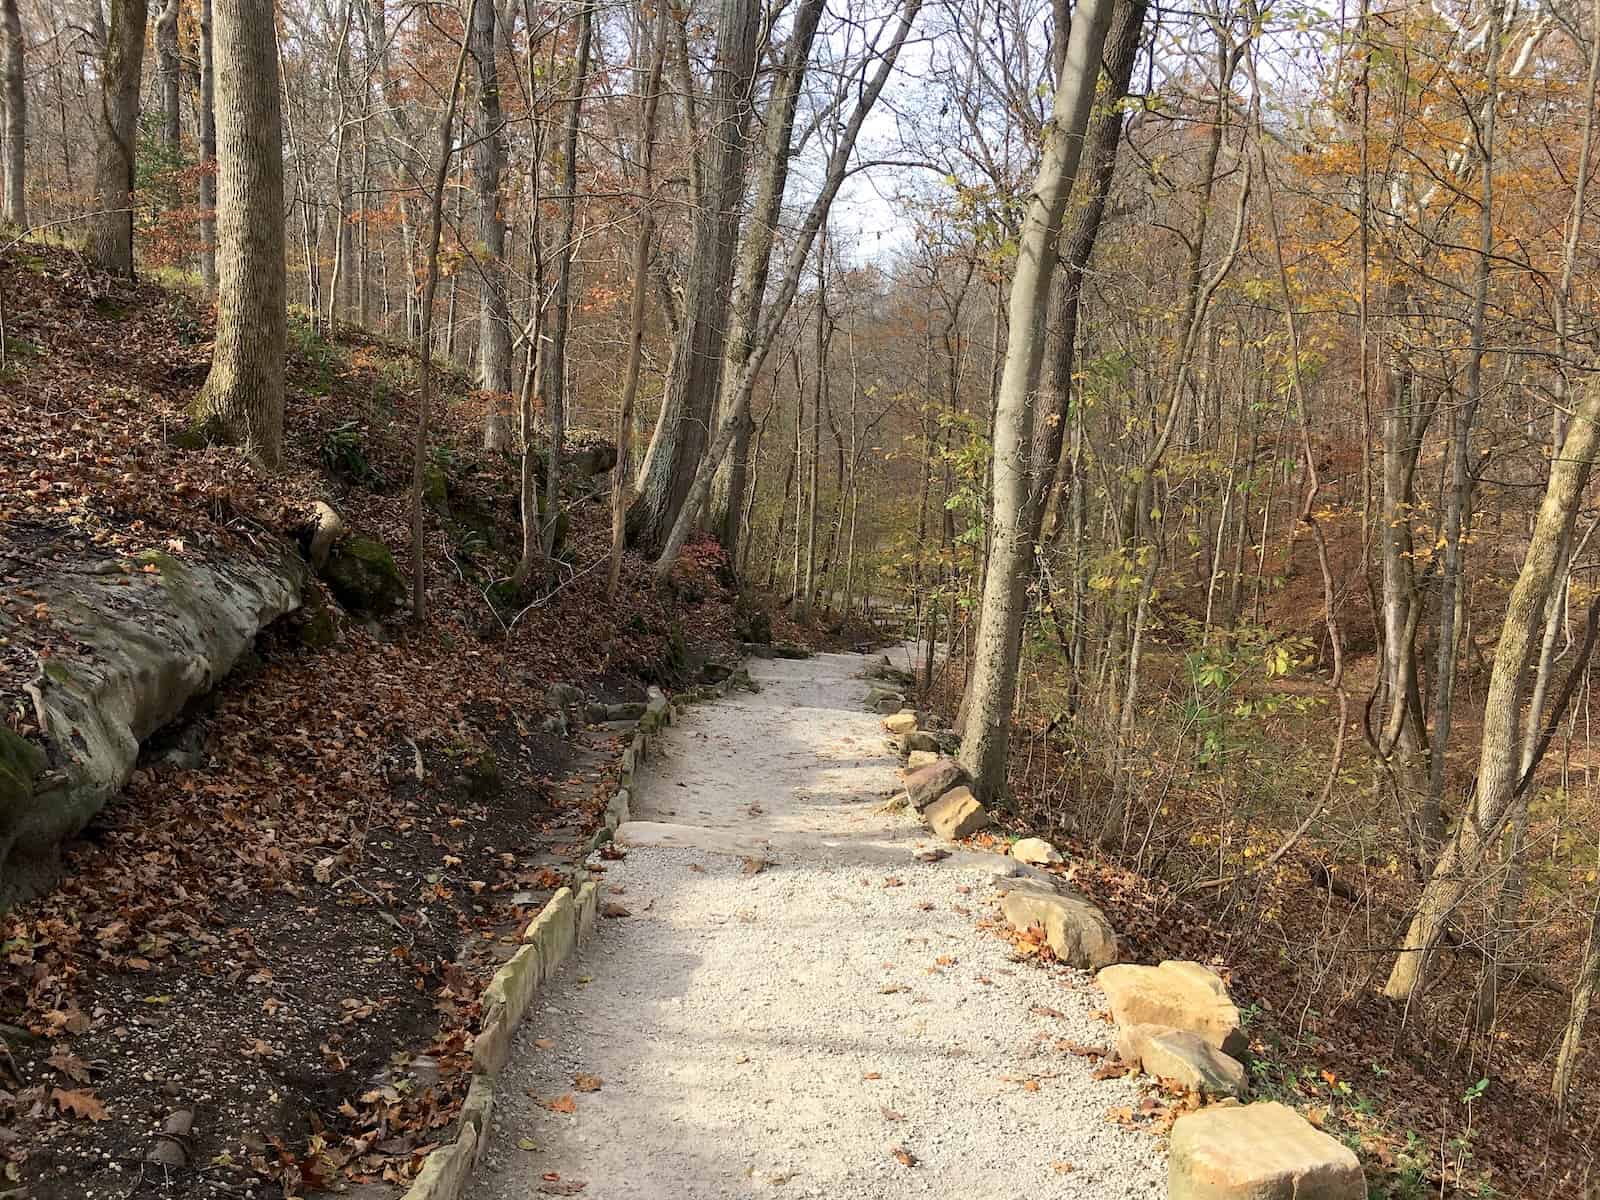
[323, 535, 407, 616]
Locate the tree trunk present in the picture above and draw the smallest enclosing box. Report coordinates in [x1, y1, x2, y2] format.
[626, 0, 760, 553]
[1, 0, 24, 227]
[89, 0, 149, 276]
[408, 38, 471, 623]
[194, 0, 285, 467]
[156, 0, 181, 160]
[541, 0, 594, 560]
[198, 0, 217, 290]
[1027, 0, 1146, 540]
[473, 0, 514, 450]
[955, 0, 1117, 801]
[1384, 375, 1600, 1001]
[609, 0, 668, 597]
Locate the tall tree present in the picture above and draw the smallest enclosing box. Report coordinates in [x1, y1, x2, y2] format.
[955, 0, 1117, 801]
[626, 0, 761, 553]
[1383, 375, 1600, 1001]
[472, 0, 514, 450]
[541, 0, 595, 558]
[1, 0, 23, 227]
[653, 0, 925, 576]
[609, 0, 669, 597]
[194, 0, 285, 466]
[88, 0, 149, 275]
[198, 0, 217, 290]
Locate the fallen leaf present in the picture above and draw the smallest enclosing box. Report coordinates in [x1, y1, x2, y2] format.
[573, 1073, 602, 1093]
[740, 856, 769, 876]
[882, 876, 904, 888]
[600, 902, 631, 919]
[517, 1138, 538, 1152]
[46, 1046, 91, 1083]
[534, 1038, 555, 1050]
[540, 1094, 578, 1114]
[861, 1072, 882, 1081]
[915, 849, 950, 863]
[51, 1088, 108, 1121]
[891, 1145, 918, 1167]
[880, 1107, 904, 1122]
[538, 1181, 586, 1195]
[1031, 1005, 1066, 1019]
[1052, 1161, 1074, 1174]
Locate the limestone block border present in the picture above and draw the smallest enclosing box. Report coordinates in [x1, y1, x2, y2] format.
[404, 670, 746, 1200]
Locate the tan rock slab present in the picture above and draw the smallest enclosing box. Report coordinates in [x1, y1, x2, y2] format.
[1011, 836, 1063, 865]
[924, 785, 992, 840]
[882, 710, 918, 735]
[1117, 1023, 1247, 1098]
[903, 758, 967, 811]
[1169, 1101, 1363, 1200]
[1096, 960, 1246, 1057]
[1000, 887, 1118, 969]
[905, 749, 940, 770]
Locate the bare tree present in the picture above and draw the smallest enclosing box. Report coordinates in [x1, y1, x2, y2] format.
[955, 0, 1117, 801]
[1, 0, 24, 227]
[194, 0, 285, 466]
[88, 0, 148, 275]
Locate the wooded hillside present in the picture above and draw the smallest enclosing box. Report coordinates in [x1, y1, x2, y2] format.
[0, 0, 1598, 1193]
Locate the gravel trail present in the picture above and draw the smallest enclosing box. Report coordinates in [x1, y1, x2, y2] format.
[468, 648, 1166, 1200]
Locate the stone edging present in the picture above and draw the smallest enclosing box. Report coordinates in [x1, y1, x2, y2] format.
[400, 671, 744, 1200]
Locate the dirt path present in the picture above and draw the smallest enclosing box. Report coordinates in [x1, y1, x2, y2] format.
[469, 648, 1166, 1200]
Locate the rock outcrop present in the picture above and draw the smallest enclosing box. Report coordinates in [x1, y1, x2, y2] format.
[1, 544, 307, 903]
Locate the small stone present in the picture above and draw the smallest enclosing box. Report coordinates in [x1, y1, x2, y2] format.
[1117, 1024, 1247, 1099]
[882, 711, 918, 735]
[924, 785, 991, 840]
[1096, 961, 1246, 1057]
[905, 750, 940, 770]
[1011, 837, 1062, 865]
[1169, 1101, 1363, 1200]
[1000, 888, 1118, 969]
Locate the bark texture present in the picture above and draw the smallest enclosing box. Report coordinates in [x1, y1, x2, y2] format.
[956, 0, 1117, 801]
[1, 0, 24, 227]
[195, 0, 286, 468]
[89, 0, 149, 276]
[626, 0, 760, 553]
[472, 0, 514, 449]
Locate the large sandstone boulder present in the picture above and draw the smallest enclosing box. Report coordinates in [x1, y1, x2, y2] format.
[1117, 1023, 1247, 1099]
[1169, 1102, 1363, 1200]
[1, 543, 306, 903]
[1011, 836, 1063, 865]
[1096, 960, 1246, 1057]
[882, 710, 918, 735]
[899, 730, 941, 756]
[1000, 888, 1118, 969]
[903, 758, 967, 811]
[925, 785, 991, 840]
[905, 749, 940, 770]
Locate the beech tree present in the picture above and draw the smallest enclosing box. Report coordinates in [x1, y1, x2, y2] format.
[954, 0, 1117, 800]
[88, 0, 148, 275]
[1, 0, 23, 227]
[194, 0, 286, 465]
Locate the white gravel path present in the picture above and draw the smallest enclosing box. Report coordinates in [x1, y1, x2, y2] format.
[468, 648, 1167, 1200]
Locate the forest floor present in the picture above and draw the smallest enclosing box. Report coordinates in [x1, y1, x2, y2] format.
[0, 241, 871, 1200]
[470, 646, 1168, 1200]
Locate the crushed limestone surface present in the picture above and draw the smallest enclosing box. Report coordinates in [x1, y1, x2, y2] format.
[468, 649, 1166, 1200]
